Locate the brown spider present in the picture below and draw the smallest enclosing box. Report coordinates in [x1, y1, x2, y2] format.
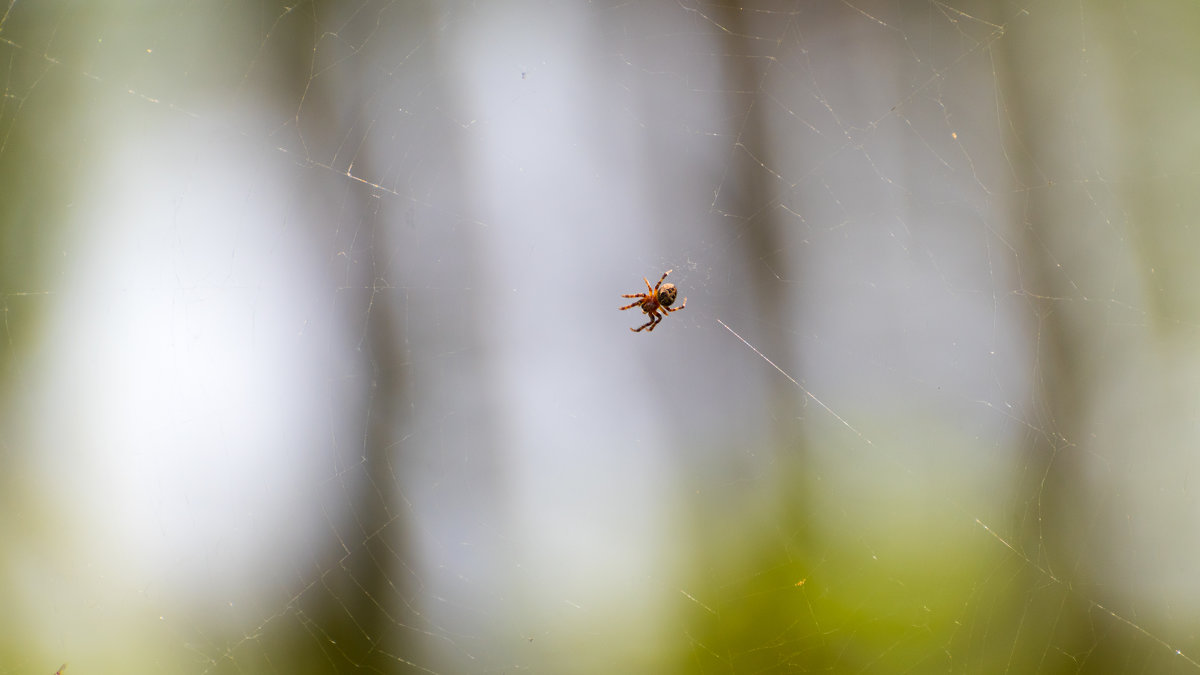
[620, 269, 687, 332]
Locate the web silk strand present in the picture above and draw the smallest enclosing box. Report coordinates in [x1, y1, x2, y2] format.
[716, 319, 871, 446]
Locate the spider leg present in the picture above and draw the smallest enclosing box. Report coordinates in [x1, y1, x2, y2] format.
[657, 307, 673, 327]
[619, 296, 646, 311]
[650, 270, 671, 295]
[664, 297, 687, 312]
[631, 309, 659, 332]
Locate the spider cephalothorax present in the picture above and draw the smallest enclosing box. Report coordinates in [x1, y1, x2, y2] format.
[620, 269, 687, 332]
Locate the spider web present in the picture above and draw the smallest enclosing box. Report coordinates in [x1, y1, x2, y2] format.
[3, 0, 1200, 672]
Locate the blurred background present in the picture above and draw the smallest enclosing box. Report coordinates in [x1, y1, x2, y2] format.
[3, 0, 1200, 672]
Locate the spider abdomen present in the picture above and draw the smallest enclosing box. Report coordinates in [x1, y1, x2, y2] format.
[658, 284, 678, 307]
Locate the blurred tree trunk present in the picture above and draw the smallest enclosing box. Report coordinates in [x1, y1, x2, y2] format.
[233, 3, 424, 671]
[711, 3, 805, 456]
[289, 3, 503, 672]
[992, 2, 1144, 667]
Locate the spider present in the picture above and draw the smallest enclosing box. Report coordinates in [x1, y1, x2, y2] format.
[620, 269, 687, 332]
